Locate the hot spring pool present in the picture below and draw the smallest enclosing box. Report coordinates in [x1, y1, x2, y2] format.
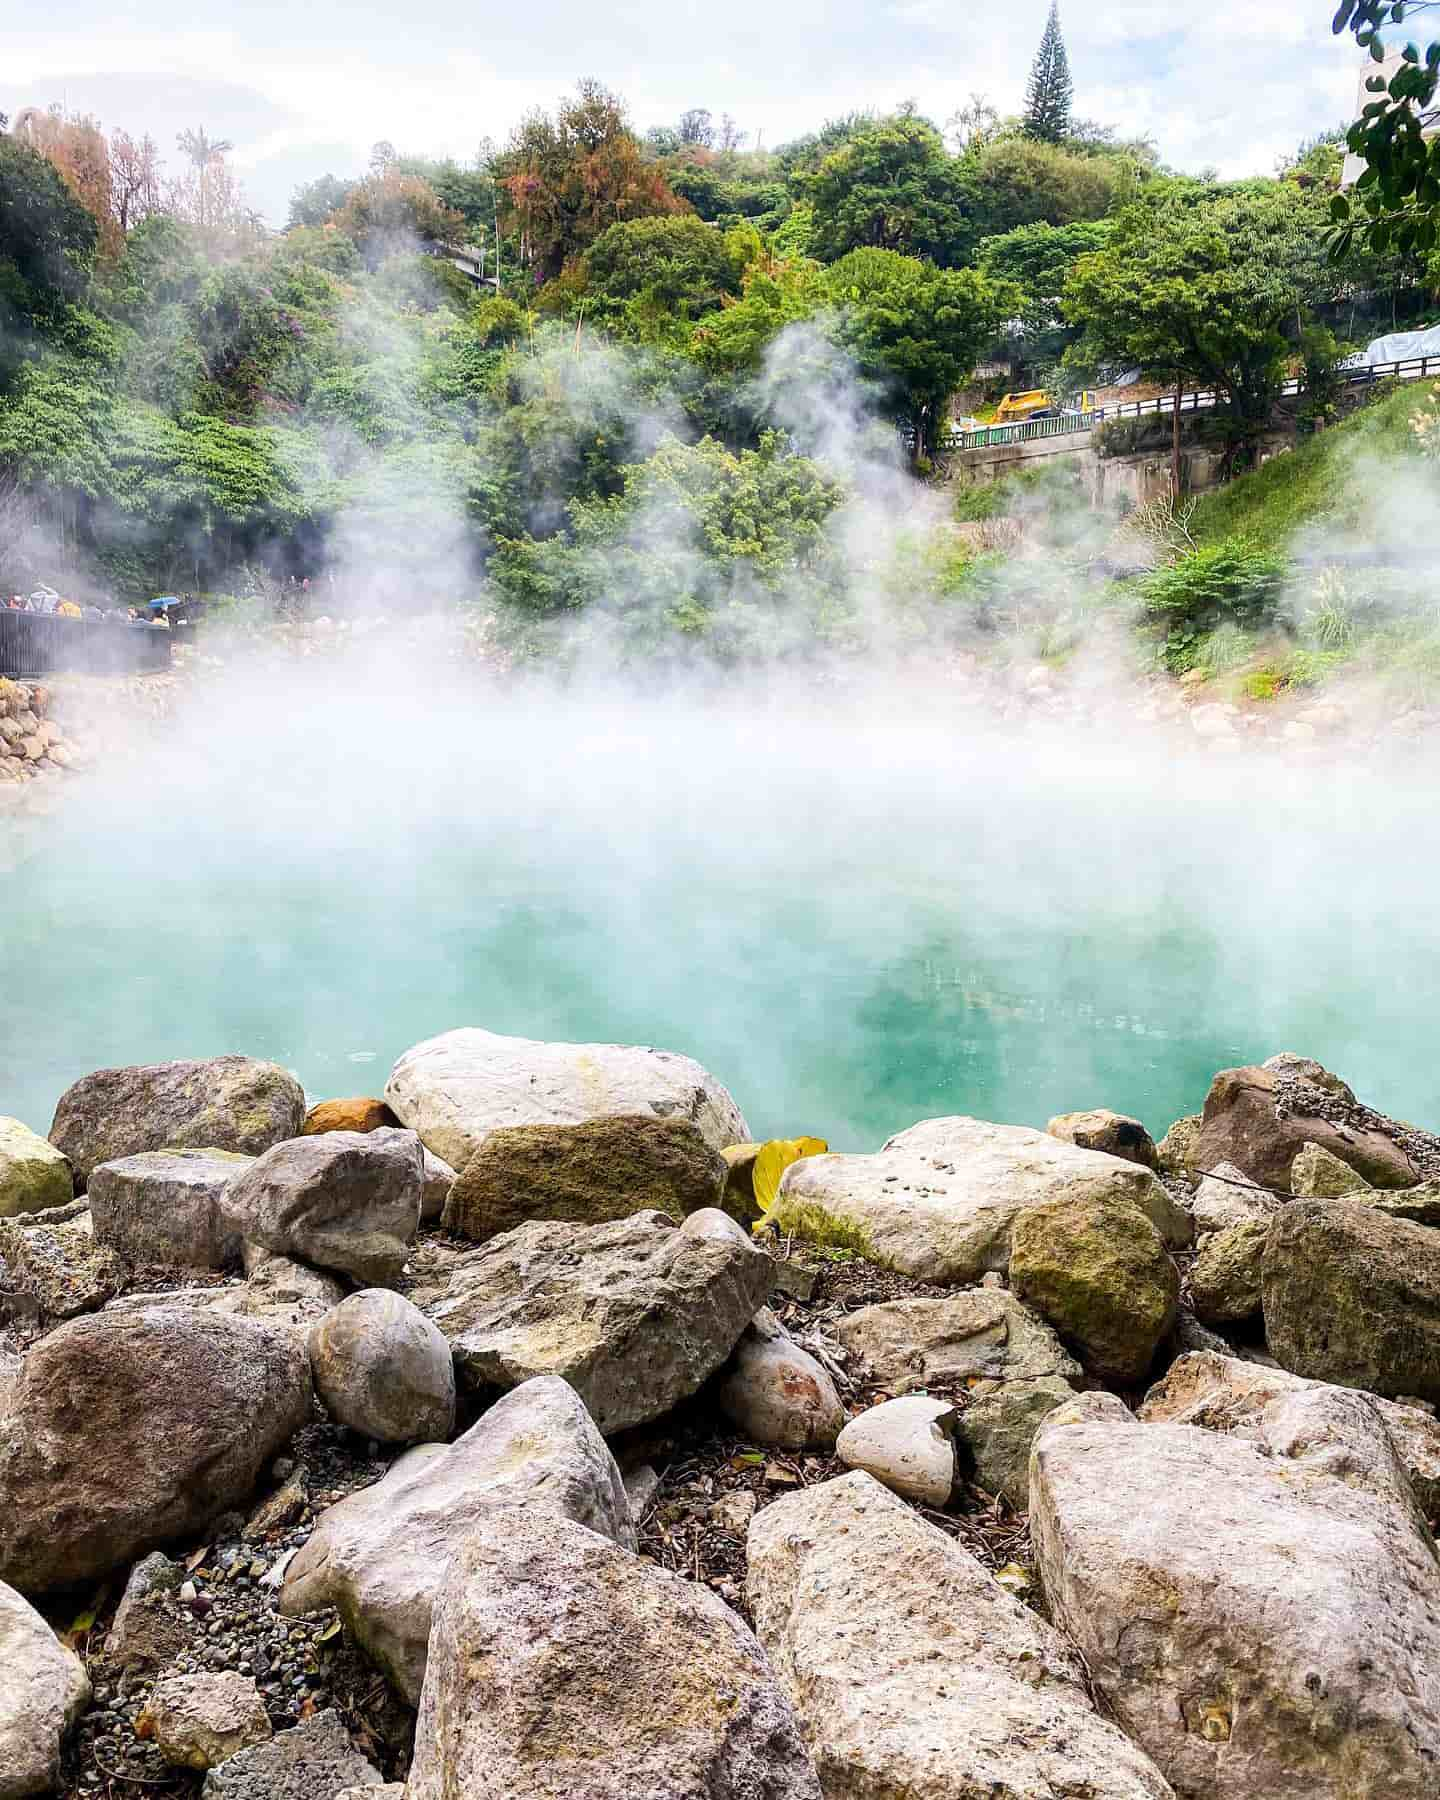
[2, 676, 1435, 1150]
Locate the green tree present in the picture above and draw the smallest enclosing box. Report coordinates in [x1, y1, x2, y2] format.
[826, 247, 1019, 457]
[806, 114, 976, 266]
[582, 213, 746, 329]
[1063, 185, 1333, 459]
[0, 135, 99, 376]
[288, 174, 357, 229]
[688, 256, 829, 373]
[1024, 3, 1075, 144]
[965, 135, 1121, 238]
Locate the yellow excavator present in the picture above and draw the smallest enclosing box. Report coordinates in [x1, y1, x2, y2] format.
[994, 388, 1097, 424]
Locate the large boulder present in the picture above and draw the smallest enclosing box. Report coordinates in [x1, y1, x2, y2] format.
[1192, 1060, 1417, 1190]
[1009, 1197, 1179, 1384]
[309, 1290, 455, 1445]
[49, 1057, 305, 1188]
[1262, 1198, 1440, 1402]
[769, 1117, 1189, 1285]
[281, 1376, 634, 1706]
[1290, 1141, 1372, 1199]
[384, 1025, 751, 1169]
[408, 1508, 820, 1800]
[0, 1306, 311, 1592]
[221, 1128, 422, 1286]
[443, 1113, 726, 1243]
[88, 1148, 253, 1269]
[411, 1209, 773, 1433]
[0, 1578, 90, 1800]
[0, 1118, 71, 1220]
[835, 1288, 1080, 1391]
[1047, 1108, 1159, 1170]
[1140, 1349, 1440, 1514]
[1030, 1382, 1440, 1798]
[747, 1472, 1172, 1800]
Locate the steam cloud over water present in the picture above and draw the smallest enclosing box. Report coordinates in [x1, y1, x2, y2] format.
[3, 651, 1435, 1148]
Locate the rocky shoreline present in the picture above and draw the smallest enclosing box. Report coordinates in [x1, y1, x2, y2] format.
[4, 1027, 1440, 1797]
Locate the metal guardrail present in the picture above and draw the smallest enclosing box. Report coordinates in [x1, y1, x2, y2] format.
[929, 354, 1440, 455]
[0, 613, 174, 681]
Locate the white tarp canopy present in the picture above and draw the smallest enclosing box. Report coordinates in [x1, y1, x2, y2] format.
[1345, 327, 1440, 368]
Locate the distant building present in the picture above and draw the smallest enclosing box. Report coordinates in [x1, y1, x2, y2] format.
[419, 239, 498, 289]
[1341, 49, 1439, 186]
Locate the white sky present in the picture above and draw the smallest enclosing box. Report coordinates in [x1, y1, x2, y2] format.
[3, 1, 1364, 224]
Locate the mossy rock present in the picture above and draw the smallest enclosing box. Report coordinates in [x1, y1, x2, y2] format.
[0, 1117, 73, 1218]
[443, 1113, 727, 1243]
[1190, 1217, 1269, 1325]
[1156, 1113, 1203, 1178]
[1009, 1196, 1179, 1385]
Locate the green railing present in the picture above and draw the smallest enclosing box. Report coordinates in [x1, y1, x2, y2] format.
[934, 411, 1100, 453]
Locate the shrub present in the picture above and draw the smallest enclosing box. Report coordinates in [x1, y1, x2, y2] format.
[1141, 537, 1288, 671]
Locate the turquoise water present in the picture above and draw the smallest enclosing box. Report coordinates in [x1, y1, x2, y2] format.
[3, 676, 1436, 1150]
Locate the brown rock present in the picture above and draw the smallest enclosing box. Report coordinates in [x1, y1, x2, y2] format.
[302, 1099, 398, 1136]
[1193, 1064, 1415, 1191]
[1046, 1109, 1159, 1171]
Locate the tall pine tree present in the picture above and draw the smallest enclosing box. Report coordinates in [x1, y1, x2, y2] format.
[1023, 3, 1073, 144]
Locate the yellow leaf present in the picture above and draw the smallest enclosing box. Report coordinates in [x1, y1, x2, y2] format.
[750, 1136, 829, 1232]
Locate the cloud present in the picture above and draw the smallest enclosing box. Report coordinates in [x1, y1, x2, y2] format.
[5, 0, 1364, 222]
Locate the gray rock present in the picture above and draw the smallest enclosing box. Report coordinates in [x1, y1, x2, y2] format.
[408, 1509, 820, 1800]
[1290, 1141, 1373, 1199]
[442, 1113, 727, 1243]
[221, 1129, 422, 1286]
[1047, 1107, 1160, 1170]
[89, 1148, 254, 1269]
[1189, 1217, 1268, 1324]
[771, 1117, 1189, 1285]
[200, 1711, 381, 1799]
[957, 1375, 1075, 1509]
[1030, 1382, 1440, 1797]
[49, 1056, 305, 1188]
[281, 1375, 634, 1705]
[1140, 1349, 1440, 1514]
[212, 1257, 348, 1336]
[0, 1306, 311, 1592]
[0, 1217, 124, 1321]
[747, 1473, 1173, 1800]
[104, 1552, 187, 1674]
[0, 1118, 71, 1220]
[1361, 1180, 1440, 1227]
[139, 1672, 271, 1770]
[1263, 1198, 1440, 1401]
[309, 1290, 455, 1445]
[1191, 1161, 1281, 1236]
[419, 1148, 455, 1225]
[385, 1025, 752, 1169]
[716, 1309, 845, 1450]
[412, 1209, 773, 1433]
[835, 1288, 1081, 1391]
[835, 1396, 958, 1506]
[0, 1577, 90, 1800]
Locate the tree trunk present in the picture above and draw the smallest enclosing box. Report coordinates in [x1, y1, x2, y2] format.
[1172, 386, 1182, 498]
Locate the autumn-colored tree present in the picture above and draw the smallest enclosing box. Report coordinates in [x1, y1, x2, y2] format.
[327, 169, 466, 266]
[494, 79, 686, 281]
[12, 106, 119, 257]
[110, 131, 164, 234]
